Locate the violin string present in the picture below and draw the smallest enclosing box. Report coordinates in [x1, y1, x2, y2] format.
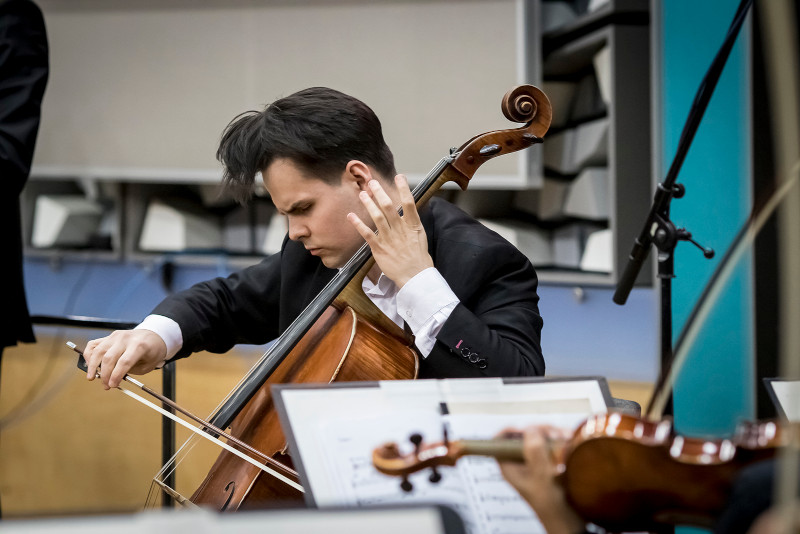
[649, 160, 800, 418]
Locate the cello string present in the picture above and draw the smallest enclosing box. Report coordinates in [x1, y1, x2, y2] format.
[150, 478, 200, 509]
[648, 160, 800, 418]
[149, 432, 204, 508]
[122, 374, 297, 477]
[115, 383, 304, 492]
[193, 155, 455, 422]
[163, 154, 458, 478]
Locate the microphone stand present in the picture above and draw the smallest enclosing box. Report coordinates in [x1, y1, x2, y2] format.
[613, 0, 753, 415]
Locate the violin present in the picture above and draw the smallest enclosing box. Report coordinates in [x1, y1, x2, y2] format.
[372, 412, 795, 532]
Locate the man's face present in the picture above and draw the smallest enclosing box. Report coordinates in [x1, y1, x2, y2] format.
[262, 158, 370, 269]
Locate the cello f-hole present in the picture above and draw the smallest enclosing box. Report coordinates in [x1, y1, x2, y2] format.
[220, 481, 236, 512]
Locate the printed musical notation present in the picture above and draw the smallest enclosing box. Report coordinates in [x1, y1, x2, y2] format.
[316, 410, 600, 534]
[275, 378, 611, 534]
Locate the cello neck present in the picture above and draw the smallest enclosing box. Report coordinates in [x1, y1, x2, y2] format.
[208, 156, 455, 430]
[208, 85, 552, 430]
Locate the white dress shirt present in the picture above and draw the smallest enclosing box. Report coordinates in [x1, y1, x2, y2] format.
[137, 267, 460, 363]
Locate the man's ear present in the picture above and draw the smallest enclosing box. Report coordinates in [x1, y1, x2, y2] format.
[343, 160, 374, 192]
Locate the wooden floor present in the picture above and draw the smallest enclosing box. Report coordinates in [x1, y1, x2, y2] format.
[0, 333, 259, 518]
[0, 333, 653, 518]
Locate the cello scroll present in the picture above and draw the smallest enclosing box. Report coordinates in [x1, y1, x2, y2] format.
[444, 85, 551, 191]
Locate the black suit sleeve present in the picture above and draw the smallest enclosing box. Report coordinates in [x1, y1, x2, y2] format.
[417, 199, 544, 379]
[425, 239, 544, 378]
[152, 253, 283, 358]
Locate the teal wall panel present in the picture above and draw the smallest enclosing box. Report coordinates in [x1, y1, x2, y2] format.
[660, 0, 754, 436]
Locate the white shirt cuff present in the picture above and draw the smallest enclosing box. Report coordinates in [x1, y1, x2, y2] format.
[396, 267, 459, 356]
[135, 314, 183, 363]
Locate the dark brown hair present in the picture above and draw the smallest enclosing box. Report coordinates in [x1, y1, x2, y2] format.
[217, 87, 396, 203]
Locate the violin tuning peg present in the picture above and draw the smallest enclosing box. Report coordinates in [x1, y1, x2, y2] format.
[400, 477, 413, 493]
[429, 467, 442, 484]
[409, 433, 423, 451]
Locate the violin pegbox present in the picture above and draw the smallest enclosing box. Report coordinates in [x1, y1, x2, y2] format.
[372, 430, 459, 493]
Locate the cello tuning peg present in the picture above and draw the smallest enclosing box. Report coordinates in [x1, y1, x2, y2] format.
[429, 466, 442, 484]
[522, 133, 543, 145]
[409, 433, 423, 451]
[400, 476, 413, 493]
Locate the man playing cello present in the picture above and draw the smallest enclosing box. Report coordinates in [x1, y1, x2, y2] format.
[82, 87, 545, 387]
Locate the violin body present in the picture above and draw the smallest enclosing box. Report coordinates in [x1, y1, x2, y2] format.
[371, 412, 793, 533]
[562, 413, 784, 532]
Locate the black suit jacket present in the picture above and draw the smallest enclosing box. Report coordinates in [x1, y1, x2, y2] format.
[0, 0, 48, 349]
[155, 197, 544, 378]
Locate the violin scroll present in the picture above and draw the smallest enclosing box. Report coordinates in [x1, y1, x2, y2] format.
[373, 432, 462, 491]
[372, 431, 527, 493]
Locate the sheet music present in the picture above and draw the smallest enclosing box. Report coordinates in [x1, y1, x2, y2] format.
[446, 413, 589, 534]
[317, 410, 589, 534]
[275, 377, 610, 534]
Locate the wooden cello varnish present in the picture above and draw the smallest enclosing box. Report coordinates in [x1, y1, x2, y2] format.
[191, 262, 419, 509]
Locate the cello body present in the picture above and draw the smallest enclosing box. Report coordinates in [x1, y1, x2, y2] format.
[191, 298, 419, 509]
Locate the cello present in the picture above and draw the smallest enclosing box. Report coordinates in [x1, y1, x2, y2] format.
[144, 84, 553, 510]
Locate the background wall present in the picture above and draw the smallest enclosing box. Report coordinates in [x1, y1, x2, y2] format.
[33, 0, 525, 184]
